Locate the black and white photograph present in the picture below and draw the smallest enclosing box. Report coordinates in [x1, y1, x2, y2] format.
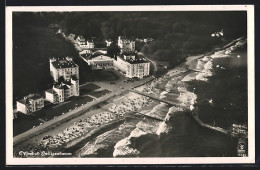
[6, 5, 255, 165]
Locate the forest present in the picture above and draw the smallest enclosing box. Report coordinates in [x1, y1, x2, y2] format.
[12, 11, 247, 101]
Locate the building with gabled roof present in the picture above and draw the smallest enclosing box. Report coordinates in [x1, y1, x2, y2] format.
[16, 93, 44, 114]
[76, 35, 95, 49]
[45, 77, 79, 103]
[118, 36, 135, 53]
[76, 35, 86, 45]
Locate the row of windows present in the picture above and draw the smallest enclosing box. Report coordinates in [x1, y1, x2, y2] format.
[61, 69, 77, 72]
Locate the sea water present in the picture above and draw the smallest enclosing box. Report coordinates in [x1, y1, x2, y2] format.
[75, 41, 247, 157]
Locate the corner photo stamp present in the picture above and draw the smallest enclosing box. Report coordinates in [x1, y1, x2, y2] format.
[6, 5, 255, 165]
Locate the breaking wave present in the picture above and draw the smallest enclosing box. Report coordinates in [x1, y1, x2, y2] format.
[156, 121, 169, 135]
[177, 87, 197, 110]
[141, 103, 170, 120]
[113, 120, 160, 157]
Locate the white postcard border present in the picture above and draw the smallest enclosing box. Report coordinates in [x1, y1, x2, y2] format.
[6, 5, 255, 165]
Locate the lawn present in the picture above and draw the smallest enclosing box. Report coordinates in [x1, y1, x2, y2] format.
[90, 89, 111, 98]
[80, 83, 101, 95]
[13, 115, 43, 136]
[95, 70, 120, 81]
[81, 69, 120, 82]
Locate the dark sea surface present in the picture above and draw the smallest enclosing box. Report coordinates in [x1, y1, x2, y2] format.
[191, 46, 248, 129]
[75, 43, 247, 157]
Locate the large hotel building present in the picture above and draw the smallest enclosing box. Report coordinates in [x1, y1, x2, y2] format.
[49, 57, 79, 82]
[114, 53, 150, 78]
[83, 36, 150, 78]
[47, 57, 80, 103]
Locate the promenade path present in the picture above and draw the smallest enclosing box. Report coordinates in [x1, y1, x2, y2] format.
[14, 76, 154, 146]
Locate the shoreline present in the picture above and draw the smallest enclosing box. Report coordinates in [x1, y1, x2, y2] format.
[13, 91, 155, 156]
[64, 118, 126, 155]
[13, 36, 247, 157]
[185, 36, 247, 139]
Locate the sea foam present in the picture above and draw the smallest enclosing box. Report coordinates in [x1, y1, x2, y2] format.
[113, 120, 160, 157]
[156, 121, 169, 135]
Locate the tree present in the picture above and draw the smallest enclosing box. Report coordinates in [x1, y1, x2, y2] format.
[107, 42, 120, 57]
[58, 76, 65, 84]
[135, 41, 145, 52]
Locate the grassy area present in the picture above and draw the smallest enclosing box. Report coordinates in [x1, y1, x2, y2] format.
[82, 69, 120, 82]
[80, 83, 101, 95]
[13, 116, 43, 136]
[90, 89, 111, 98]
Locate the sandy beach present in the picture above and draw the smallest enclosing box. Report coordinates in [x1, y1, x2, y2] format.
[13, 53, 217, 157]
[14, 37, 247, 158]
[14, 91, 157, 157]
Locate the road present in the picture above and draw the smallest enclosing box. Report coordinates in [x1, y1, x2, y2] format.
[13, 76, 154, 146]
[138, 52, 158, 73]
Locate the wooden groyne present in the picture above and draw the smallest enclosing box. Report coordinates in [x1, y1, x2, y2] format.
[222, 36, 246, 49]
[134, 111, 164, 121]
[130, 89, 182, 108]
[190, 113, 247, 139]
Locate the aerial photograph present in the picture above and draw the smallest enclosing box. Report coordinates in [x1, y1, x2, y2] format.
[11, 9, 249, 159]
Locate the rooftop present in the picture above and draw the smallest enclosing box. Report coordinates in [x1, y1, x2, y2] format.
[118, 36, 135, 42]
[46, 89, 57, 94]
[77, 35, 85, 41]
[54, 84, 70, 90]
[17, 98, 29, 105]
[88, 55, 113, 61]
[17, 94, 43, 104]
[51, 58, 78, 69]
[30, 94, 43, 100]
[63, 80, 73, 85]
[62, 85, 70, 90]
[119, 53, 149, 64]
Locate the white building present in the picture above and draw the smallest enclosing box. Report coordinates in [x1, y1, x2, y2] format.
[86, 41, 95, 49]
[79, 49, 93, 55]
[45, 77, 79, 103]
[76, 36, 95, 49]
[49, 57, 79, 82]
[86, 55, 114, 70]
[16, 94, 44, 114]
[76, 35, 86, 45]
[105, 39, 113, 47]
[114, 53, 150, 78]
[211, 29, 224, 37]
[118, 36, 135, 53]
[68, 33, 76, 40]
[79, 41, 95, 49]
